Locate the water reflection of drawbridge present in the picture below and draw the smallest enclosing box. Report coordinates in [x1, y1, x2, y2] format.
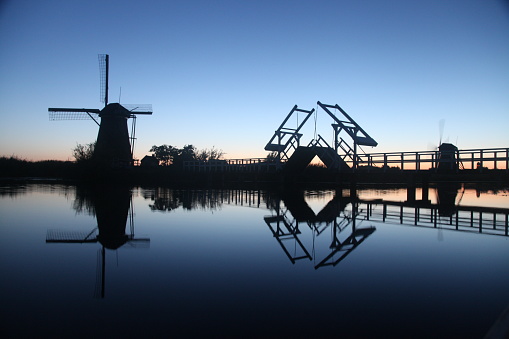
[264, 192, 375, 269]
[261, 186, 509, 269]
[46, 186, 149, 298]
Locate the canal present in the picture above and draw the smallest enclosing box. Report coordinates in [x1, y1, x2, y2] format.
[1, 183, 508, 338]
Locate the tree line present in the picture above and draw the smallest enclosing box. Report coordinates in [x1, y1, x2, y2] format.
[71, 142, 224, 168]
[149, 144, 224, 167]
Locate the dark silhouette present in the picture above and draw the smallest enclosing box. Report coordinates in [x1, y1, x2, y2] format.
[437, 143, 459, 172]
[263, 101, 377, 173]
[265, 189, 376, 268]
[48, 54, 152, 168]
[46, 184, 149, 298]
[72, 142, 95, 163]
[140, 155, 159, 167]
[436, 182, 462, 217]
[149, 144, 177, 166]
[149, 144, 224, 168]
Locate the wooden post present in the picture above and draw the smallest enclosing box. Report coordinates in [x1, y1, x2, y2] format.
[506, 149, 509, 171]
[422, 181, 429, 202]
[407, 185, 416, 202]
[480, 149, 484, 172]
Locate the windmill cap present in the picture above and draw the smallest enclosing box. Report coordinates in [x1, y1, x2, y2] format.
[439, 143, 457, 151]
[99, 103, 131, 117]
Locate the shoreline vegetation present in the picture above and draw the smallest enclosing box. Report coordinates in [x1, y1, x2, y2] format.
[1, 156, 508, 188]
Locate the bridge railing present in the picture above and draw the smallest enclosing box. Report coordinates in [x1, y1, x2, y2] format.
[183, 158, 280, 172]
[355, 147, 509, 171]
[360, 200, 509, 237]
[183, 147, 509, 172]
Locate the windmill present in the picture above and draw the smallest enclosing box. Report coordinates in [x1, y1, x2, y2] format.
[48, 54, 153, 167]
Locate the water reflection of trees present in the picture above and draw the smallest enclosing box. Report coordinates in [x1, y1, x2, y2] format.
[0, 183, 75, 198]
[148, 189, 217, 211]
[73, 186, 97, 215]
[144, 188, 279, 212]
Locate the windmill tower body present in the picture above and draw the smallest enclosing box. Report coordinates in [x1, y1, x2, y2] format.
[48, 54, 152, 168]
[94, 103, 133, 165]
[437, 143, 458, 171]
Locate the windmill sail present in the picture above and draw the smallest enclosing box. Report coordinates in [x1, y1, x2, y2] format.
[98, 54, 109, 106]
[48, 108, 100, 124]
[122, 104, 153, 115]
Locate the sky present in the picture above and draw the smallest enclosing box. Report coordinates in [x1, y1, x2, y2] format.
[0, 0, 508, 162]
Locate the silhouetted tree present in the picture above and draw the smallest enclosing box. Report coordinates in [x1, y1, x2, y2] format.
[149, 144, 176, 166]
[150, 144, 224, 168]
[172, 144, 197, 168]
[196, 146, 224, 161]
[72, 142, 95, 163]
[180, 144, 197, 162]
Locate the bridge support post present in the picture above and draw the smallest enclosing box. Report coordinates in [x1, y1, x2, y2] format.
[407, 184, 416, 202]
[422, 181, 429, 202]
[349, 176, 358, 199]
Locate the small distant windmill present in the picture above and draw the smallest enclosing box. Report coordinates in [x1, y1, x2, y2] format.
[48, 54, 153, 166]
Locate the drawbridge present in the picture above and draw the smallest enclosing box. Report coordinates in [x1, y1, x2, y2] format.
[265, 101, 377, 172]
[184, 101, 507, 173]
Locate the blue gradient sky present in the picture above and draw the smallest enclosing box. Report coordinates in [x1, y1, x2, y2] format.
[1, 0, 508, 161]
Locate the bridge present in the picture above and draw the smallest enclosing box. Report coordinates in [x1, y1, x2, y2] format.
[183, 101, 509, 173]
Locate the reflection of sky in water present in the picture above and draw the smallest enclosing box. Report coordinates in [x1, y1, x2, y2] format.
[1, 184, 508, 338]
[302, 190, 336, 214]
[355, 186, 509, 208]
[459, 188, 509, 209]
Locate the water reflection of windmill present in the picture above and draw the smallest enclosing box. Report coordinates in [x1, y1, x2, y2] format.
[264, 191, 375, 269]
[48, 54, 153, 166]
[46, 186, 149, 298]
[433, 182, 464, 241]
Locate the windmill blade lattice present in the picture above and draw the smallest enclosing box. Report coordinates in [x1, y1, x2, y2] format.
[48, 108, 100, 121]
[122, 104, 153, 115]
[99, 54, 108, 105]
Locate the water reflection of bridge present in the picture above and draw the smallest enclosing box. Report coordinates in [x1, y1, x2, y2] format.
[264, 196, 376, 269]
[145, 187, 509, 238]
[146, 186, 509, 269]
[273, 190, 508, 268]
[360, 199, 509, 237]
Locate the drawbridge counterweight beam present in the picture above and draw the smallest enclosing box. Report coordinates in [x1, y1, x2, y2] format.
[317, 101, 377, 147]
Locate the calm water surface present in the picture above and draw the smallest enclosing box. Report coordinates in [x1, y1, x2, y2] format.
[1, 183, 508, 338]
